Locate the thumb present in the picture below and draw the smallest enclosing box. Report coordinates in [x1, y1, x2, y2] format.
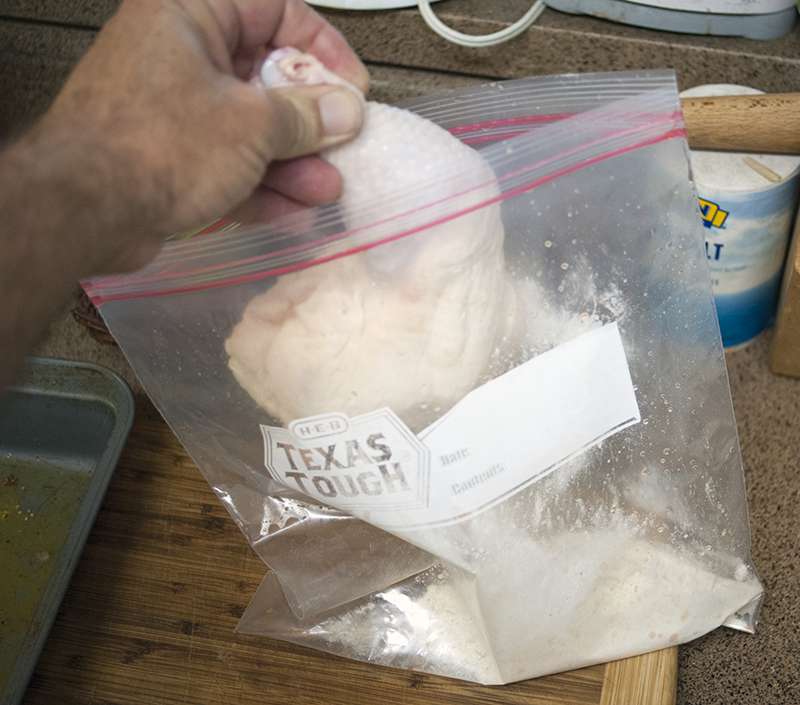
[258, 84, 364, 161]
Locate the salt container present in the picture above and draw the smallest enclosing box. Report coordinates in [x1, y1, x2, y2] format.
[681, 84, 800, 349]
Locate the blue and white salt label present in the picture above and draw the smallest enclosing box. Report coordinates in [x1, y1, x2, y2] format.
[701, 178, 800, 347]
[261, 323, 640, 532]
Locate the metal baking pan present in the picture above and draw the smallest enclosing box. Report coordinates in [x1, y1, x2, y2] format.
[0, 358, 134, 705]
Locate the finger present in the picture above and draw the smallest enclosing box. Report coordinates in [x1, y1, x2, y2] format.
[264, 156, 342, 205]
[249, 82, 363, 160]
[229, 187, 315, 230]
[233, 45, 268, 80]
[229, 0, 369, 92]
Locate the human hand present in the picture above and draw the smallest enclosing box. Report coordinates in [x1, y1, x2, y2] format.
[37, 0, 368, 271]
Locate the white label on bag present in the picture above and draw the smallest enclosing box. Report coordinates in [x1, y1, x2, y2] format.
[261, 322, 640, 530]
[262, 408, 431, 515]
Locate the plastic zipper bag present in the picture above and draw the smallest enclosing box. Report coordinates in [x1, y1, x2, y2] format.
[85, 60, 762, 684]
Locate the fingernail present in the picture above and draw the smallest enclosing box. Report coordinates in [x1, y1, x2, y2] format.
[319, 89, 362, 137]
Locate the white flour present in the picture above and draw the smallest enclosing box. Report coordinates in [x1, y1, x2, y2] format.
[519, 259, 628, 353]
[477, 529, 760, 682]
[315, 526, 761, 684]
[313, 568, 498, 682]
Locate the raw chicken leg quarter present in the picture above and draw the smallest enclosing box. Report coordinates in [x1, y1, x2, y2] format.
[225, 48, 517, 430]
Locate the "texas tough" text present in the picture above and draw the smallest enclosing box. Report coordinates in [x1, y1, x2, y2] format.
[274, 434, 409, 498]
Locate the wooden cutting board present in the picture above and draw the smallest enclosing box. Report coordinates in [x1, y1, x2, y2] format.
[22, 400, 677, 705]
[770, 213, 800, 377]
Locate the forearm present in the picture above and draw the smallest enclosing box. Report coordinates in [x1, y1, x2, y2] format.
[0, 123, 159, 388]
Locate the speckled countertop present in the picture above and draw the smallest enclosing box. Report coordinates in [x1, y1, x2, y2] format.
[2, 3, 800, 704]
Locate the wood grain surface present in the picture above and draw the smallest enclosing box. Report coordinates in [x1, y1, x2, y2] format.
[20, 403, 676, 705]
[600, 649, 677, 705]
[682, 93, 800, 154]
[770, 216, 800, 378]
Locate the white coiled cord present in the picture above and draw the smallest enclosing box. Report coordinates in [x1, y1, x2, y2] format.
[417, 0, 546, 48]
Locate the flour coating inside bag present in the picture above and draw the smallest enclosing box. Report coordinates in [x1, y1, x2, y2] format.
[313, 527, 759, 683]
[224, 49, 519, 430]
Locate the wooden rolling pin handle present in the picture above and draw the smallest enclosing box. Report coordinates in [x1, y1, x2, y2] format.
[681, 93, 800, 155]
